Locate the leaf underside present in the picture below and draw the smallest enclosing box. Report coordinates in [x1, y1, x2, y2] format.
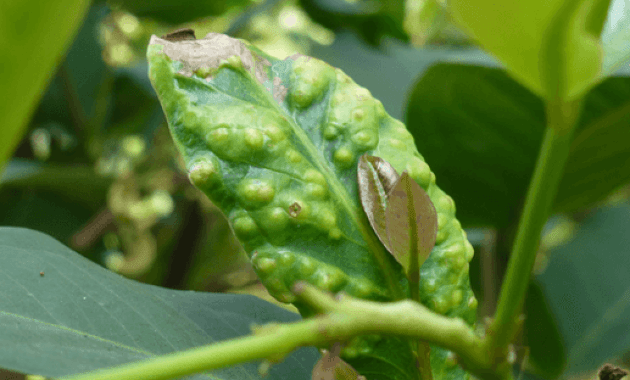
[148, 32, 476, 380]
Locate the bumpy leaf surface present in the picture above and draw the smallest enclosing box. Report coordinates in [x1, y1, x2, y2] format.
[148, 32, 476, 380]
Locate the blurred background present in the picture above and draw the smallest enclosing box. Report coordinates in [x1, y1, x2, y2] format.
[2, 0, 630, 379]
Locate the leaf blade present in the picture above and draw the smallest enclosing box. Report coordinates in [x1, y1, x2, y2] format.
[385, 172, 438, 270]
[148, 32, 478, 380]
[0, 227, 318, 379]
[357, 154, 401, 255]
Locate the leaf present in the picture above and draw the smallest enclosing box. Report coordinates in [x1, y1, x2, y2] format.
[554, 76, 630, 213]
[0, 0, 90, 172]
[404, 64, 546, 228]
[309, 30, 500, 121]
[523, 281, 566, 379]
[357, 154, 401, 255]
[299, 0, 408, 46]
[0, 227, 318, 379]
[385, 172, 438, 269]
[109, 0, 252, 24]
[449, 0, 610, 101]
[148, 32, 477, 380]
[405, 63, 630, 227]
[537, 203, 630, 376]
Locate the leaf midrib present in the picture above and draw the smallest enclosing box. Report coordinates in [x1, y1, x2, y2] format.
[256, 61, 406, 300]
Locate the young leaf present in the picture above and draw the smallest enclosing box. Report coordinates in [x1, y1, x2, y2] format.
[385, 172, 438, 270]
[357, 154, 401, 254]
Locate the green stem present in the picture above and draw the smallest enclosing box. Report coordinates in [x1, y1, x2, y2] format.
[61, 283, 492, 380]
[489, 99, 581, 351]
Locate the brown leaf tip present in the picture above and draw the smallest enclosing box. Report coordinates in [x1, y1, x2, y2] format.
[149, 32, 270, 83]
[161, 28, 196, 42]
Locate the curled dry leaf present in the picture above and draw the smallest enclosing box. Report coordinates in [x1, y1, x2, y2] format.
[161, 28, 196, 42]
[385, 172, 438, 268]
[312, 342, 366, 380]
[357, 154, 401, 254]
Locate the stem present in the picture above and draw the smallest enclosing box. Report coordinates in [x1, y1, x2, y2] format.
[489, 99, 581, 351]
[61, 283, 494, 380]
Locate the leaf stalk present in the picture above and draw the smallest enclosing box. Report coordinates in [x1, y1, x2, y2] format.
[488, 98, 581, 354]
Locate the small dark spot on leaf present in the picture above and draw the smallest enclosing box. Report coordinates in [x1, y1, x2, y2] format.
[39, 271, 44, 277]
[162, 28, 196, 42]
[289, 202, 302, 218]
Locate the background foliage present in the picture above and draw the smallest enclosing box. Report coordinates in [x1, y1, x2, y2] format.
[1, 0, 630, 379]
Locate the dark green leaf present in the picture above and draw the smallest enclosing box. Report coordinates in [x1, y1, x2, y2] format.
[299, 0, 408, 45]
[385, 172, 438, 268]
[109, 0, 252, 24]
[554, 76, 630, 213]
[148, 32, 477, 380]
[405, 63, 630, 227]
[357, 154, 401, 255]
[405, 64, 546, 228]
[523, 281, 566, 379]
[537, 203, 630, 376]
[0, 227, 318, 379]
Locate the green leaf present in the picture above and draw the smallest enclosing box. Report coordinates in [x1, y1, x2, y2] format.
[405, 64, 546, 228]
[449, 0, 610, 100]
[299, 0, 408, 45]
[554, 76, 630, 213]
[523, 281, 566, 379]
[385, 172, 438, 270]
[537, 203, 630, 376]
[148, 32, 477, 380]
[0, 227, 318, 379]
[109, 0, 251, 24]
[405, 63, 630, 227]
[0, 0, 90, 173]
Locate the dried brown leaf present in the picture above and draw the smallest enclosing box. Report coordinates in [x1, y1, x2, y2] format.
[312, 343, 365, 380]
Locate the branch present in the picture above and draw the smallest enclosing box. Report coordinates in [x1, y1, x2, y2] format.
[61, 282, 508, 380]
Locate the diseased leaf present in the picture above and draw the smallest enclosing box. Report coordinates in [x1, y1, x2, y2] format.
[148, 32, 477, 380]
[357, 154, 401, 255]
[385, 172, 438, 269]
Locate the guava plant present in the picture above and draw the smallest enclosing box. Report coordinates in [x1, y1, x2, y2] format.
[1, 0, 630, 380]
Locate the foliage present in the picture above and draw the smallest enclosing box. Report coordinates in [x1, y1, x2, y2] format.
[0, 0, 630, 380]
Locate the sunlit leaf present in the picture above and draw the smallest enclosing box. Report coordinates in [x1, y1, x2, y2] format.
[449, 0, 611, 100]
